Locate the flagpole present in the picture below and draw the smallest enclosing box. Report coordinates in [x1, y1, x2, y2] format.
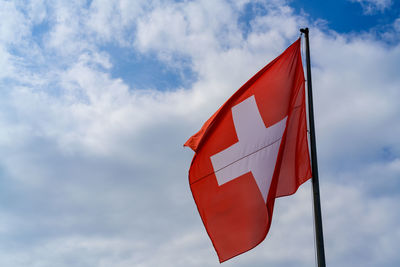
[300, 27, 326, 267]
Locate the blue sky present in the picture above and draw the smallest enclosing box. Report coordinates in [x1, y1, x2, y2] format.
[0, 0, 399, 266]
[292, 0, 400, 32]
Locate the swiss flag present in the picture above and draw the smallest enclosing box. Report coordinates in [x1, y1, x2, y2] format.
[184, 39, 312, 262]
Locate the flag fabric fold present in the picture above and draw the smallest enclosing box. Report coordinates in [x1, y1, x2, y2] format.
[184, 39, 312, 262]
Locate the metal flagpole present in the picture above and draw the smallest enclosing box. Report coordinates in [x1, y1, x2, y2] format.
[300, 27, 326, 267]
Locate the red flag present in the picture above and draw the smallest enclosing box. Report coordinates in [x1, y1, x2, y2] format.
[184, 39, 312, 262]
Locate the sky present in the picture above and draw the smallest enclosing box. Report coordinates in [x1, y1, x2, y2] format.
[0, 0, 399, 266]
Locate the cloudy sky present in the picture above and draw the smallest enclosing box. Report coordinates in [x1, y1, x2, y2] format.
[0, 0, 399, 266]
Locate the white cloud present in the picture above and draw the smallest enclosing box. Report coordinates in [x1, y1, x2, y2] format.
[309, 30, 400, 170]
[24, 0, 48, 24]
[0, 0, 399, 266]
[86, 0, 147, 45]
[134, 0, 243, 66]
[0, 1, 30, 44]
[350, 0, 393, 14]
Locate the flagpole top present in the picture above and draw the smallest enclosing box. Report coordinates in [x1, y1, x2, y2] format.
[300, 28, 309, 34]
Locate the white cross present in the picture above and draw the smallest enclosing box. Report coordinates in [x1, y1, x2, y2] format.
[210, 95, 287, 202]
